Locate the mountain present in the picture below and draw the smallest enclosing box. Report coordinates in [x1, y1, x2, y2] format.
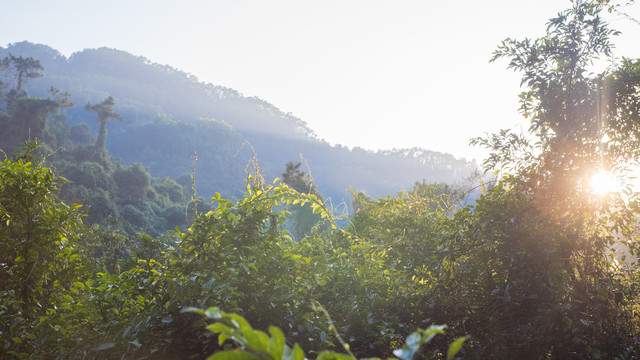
[0, 41, 478, 205]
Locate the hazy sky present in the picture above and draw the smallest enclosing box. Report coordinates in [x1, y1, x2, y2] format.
[2, 1, 639, 162]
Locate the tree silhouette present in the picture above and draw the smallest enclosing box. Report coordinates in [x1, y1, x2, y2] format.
[0, 54, 43, 94]
[85, 96, 124, 151]
[282, 161, 316, 194]
[281, 161, 325, 238]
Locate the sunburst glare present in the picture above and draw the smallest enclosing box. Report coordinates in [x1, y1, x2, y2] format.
[590, 171, 624, 195]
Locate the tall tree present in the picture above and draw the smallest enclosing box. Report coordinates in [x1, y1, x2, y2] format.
[462, 1, 640, 356]
[0, 141, 83, 319]
[0, 54, 43, 94]
[0, 54, 71, 154]
[485, 0, 640, 213]
[85, 96, 123, 151]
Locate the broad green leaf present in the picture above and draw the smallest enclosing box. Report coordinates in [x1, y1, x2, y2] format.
[241, 329, 270, 352]
[227, 312, 252, 330]
[267, 326, 286, 360]
[207, 323, 233, 337]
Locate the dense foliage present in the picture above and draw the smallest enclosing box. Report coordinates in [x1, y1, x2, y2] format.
[0, 60, 198, 236]
[2, 1, 640, 359]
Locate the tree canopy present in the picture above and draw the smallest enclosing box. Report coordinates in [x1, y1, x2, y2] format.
[85, 96, 124, 151]
[1, 53, 43, 94]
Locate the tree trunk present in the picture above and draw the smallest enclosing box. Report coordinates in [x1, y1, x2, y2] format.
[96, 120, 107, 150]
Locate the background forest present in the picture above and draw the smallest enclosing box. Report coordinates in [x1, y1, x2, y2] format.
[2, 1, 640, 359]
[0, 39, 478, 204]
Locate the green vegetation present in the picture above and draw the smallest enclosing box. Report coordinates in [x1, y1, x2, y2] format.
[0, 40, 478, 204]
[1, 1, 640, 359]
[186, 306, 467, 360]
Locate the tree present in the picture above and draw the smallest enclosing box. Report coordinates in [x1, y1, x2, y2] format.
[482, 0, 640, 226]
[0, 54, 71, 155]
[282, 160, 325, 238]
[0, 53, 43, 94]
[7, 89, 71, 151]
[114, 162, 150, 206]
[0, 141, 80, 311]
[0, 141, 86, 357]
[462, 1, 640, 357]
[85, 96, 124, 151]
[282, 161, 317, 195]
[486, 0, 640, 179]
[69, 123, 95, 145]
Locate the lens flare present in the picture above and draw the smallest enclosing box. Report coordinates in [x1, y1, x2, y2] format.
[590, 171, 623, 195]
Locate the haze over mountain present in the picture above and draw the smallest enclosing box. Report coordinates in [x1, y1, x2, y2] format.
[5, 4, 640, 358]
[0, 41, 478, 205]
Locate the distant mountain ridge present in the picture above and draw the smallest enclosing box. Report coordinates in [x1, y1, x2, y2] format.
[0, 41, 478, 204]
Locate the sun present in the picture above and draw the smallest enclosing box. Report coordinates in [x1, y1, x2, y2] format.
[589, 171, 623, 195]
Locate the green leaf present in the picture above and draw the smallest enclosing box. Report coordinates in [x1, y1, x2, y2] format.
[207, 323, 234, 338]
[207, 350, 261, 360]
[284, 343, 306, 360]
[447, 336, 468, 360]
[204, 307, 224, 320]
[227, 312, 252, 330]
[241, 329, 270, 353]
[423, 324, 447, 343]
[394, 326, 447, 360]
[267, 326, 286, 360]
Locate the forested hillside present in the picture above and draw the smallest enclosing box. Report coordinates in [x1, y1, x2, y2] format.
[2, 1, 640, 359]
[0, 41, 478, 204]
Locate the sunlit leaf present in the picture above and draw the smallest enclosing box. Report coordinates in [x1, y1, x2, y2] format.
[447, 336, 468, 360]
